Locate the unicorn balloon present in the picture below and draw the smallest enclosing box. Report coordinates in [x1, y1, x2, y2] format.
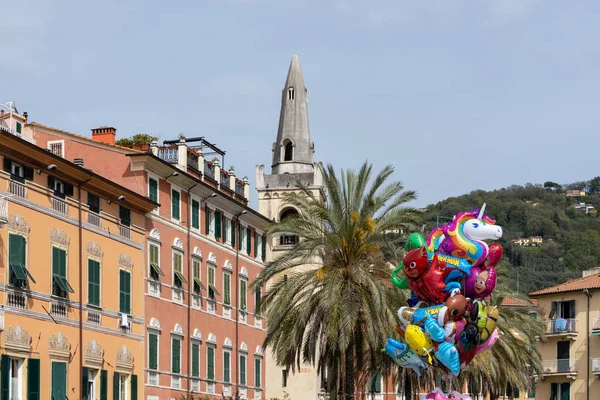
[427, 204, 503, 268]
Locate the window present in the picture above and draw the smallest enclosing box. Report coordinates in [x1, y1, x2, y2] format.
[171, 188, 180, 220]
[191, 343, 200, 377]
[9, 357, 22, 400]
[88, 259, 101, 306]
[172, 337, 181, 374]
[16, 122, 22, 134]
[239, 354, 246, 386]
[193, 259, 204, 294]
[48, 176, 73, 199]
[284, 141, 293, 161]
[550, 382, 570, 400]
[208, 266, 219, 299]
[8, 233, 34, 287]
[557, 341, 570, 372]
[119, 269, 131, 314]
[192, 200, 200, 230]
[149, 333, 159, 371]
[52, 247, 73, 298]
[149, 243, 164, 281]
[369, 373, 381, 393]
[87, 193, 100, 214]
[255, 287, 262, 317]
[240, 279, 247, 311]
[223, 350, 231, 383]
[254, 358, 262, 388]
[223, 217, 229, 244]
[47, 140, 64, 158]
[223, 273, 231, 306]
[148, 178, 158, 203]
[205, 206, 212, 236]
[240, 228, 246, 251]
[288, 87, 295, 100]
[261, 235, 267, 262]
[254, 232, 259, 257]
[230, 220, 236, 247]
[81, 367, 98, 400]
[51, 361, 67, 400]
[549, 300, 575, 333]
[246, 227, 251, 255]
[215, 211, 222, 239]
[279, 208, 299, 246]
[2, 158, 33, 183]
[118, 373, 128, 400]
[173, 252, 187, 288]
[119, 206, 131, 227]
[207, 346, 215, 381]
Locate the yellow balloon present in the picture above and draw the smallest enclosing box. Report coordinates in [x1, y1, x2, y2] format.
[404, 325, 434, 364]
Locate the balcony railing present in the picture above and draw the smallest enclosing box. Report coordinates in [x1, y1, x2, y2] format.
[191, 379, 200, 392]
[8, 180, 26, 198]
[204, 161, 215, 180]
[148, 372, 159, 386]
[119, 224, 131, 239]
[171, 376, 181, 390]
[0, 125, 35, 144]
[172, 287, 183, 303]
[235, 180, 244, 196]
[148, 281, 160, 297]
[188, 154, 199, 171]
[542, 359, 576, 374]
[51, 197, 68, 215]
[192, 294, 201, 309]
[87, 211, 101, 227]
[593, 358, 600, 374]
[280, 235, 300, 246]
[220, 171, 229, 187]
[87, 310, 101, 325]
[158, 147, 178, 163]
[51, 299, 69, 318]
[7, 290, 26, 309]
[544, 318, 577, 334]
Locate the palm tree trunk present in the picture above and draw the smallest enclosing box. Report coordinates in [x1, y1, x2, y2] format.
[345, 346, 355, 400]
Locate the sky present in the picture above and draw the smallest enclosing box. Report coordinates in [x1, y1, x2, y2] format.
[2, 0, 600, 208]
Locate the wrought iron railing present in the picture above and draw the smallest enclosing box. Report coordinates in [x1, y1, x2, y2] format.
[158, 147, 178, 163]
[204, 161, 215, 180]
[235, 181, 245, 196]
[220, 171, 229, 187]
[544, 318, 577, 334]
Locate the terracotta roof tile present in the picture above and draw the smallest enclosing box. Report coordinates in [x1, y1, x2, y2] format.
[28, 122, 142, 153]
[529, 273, 600, 296]
[501, 297, 537, 306]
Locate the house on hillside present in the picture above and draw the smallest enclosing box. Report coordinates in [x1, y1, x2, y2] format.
[512, 236, 543, 247]
[566, 189, 586, 197]
[574, 203, 596, 214]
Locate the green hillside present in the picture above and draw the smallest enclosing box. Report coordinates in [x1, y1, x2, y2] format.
[422, 178, 600, 294]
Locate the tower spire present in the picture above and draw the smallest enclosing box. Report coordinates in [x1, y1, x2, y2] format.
[271, 55, 314, 174]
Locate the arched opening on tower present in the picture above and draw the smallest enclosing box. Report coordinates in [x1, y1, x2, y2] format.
[279, 208, 300, 246]
[288, 87, 295, 100]
[284, 141, 293, 161]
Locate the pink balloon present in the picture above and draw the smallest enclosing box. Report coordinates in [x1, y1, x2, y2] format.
[475, 329, 499, 355]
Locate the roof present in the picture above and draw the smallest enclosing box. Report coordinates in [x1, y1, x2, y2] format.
[529, 273, 600, 296]
[501, 297, 537, 307]
[28, 122, 142, 153]
[0, 126, 158, 214]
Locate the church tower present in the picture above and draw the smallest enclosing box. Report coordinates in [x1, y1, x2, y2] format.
[256, 55, 325, 400]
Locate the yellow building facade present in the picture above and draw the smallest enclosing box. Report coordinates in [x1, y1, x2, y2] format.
[0, 124, 156, 399]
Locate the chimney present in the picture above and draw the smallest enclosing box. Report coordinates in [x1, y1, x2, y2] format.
[73, 158, 84, 167]
[91, 126, 117, 145]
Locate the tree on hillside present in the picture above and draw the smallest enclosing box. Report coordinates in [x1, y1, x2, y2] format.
[251, 161, 420, 399]
[115, 133, 158, 148]
[589, 176, 600, 194]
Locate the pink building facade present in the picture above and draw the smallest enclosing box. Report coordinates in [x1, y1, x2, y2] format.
[29, 123, 270, 399]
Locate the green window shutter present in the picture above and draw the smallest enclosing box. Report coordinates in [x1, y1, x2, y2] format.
[51, 362, 66, 400]
[52, 246, 60, 275]
[88, 260, 100, 306]
[231, 220, 236, 246]
[27, 358, 40, 400]
[113, 372, 119, 400]
[16, 122, 22, 134]
[172, 189, 180, 220]
[374, 374, 381, 392]
[149, 178, 158, 202]
[255, 358, 261, 387]
[254, 232, 258, 257]
[215, 211, 221, 239]
[246, 227, 251, 254]
[119, 270, 131, 314]
[262, 235, 267, 261]
[205, 206, 210, 234]
[207, 347, 215, 380]
[131, 374, 138, 400]
[192, 200, 200, 229]
[1, 355, 9, 400]
[9, 234, 28, 284]
[240, 280, 247, 310]
[172, 338, 181, 374]
[149, 333, 158, 370]
[222, 214, 227, 241]
[81, 367, 89, 400]
[223, 273, 231, 305]
[224, 352, 231, 383]
[192, 343, 199, 377]
[255, 287, 262, 316]
[100, 370, 107, 400]
[240, 355, 246, 385]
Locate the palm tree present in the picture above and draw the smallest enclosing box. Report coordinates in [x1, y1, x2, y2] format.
[251, 161, 421, 399]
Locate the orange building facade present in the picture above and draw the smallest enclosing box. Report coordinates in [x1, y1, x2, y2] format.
[0, 114, 156, 399]
[28, 121, 271, 399]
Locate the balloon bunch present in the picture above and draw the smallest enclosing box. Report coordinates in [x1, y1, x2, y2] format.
[385, 204, 503, 394]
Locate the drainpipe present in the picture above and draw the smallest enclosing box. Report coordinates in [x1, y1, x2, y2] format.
[78, 176, 92, 400]
[234, 210, 246, 397]
[583, 289, 592, 400]
[186, 184, 197, 394]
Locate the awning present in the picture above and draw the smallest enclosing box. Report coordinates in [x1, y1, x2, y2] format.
[11, 263, 36, 284]
[150, 262, 165, 277]
[194, 278, 206, 290]
[209, 284, 220, 297]
[54, 275, 75, 293]
[174, 271, 188, 284]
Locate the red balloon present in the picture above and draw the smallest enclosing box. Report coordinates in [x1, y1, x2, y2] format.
[403, 246, 453, 304]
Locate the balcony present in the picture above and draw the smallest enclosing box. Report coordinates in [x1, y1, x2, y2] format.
[172, 287, 184, 304]
[51, 298, 69, 319]
[543, 318, 577, 338]
[6, 290, 26, 309]
[207, 382, 215, 394]
[223, 384, 231, 396]
[204, 160, 215, 181]
[239, 388, 247, 398]
[158, 147, 178, 163]
[171, 376, 181, 390]
[87, 211, 101, 227]
[191, 379, 200, 392]
[0, 124, 34, 144]
[148, 372, 159, 386]
[542, 359, 577, 378]
[8, 180, 26, 198]
[148, 280, 160, 297]
[87, 310, 101, 325]
[255, 316, 263, 329]
[192, 294, 201, 309]
[119, 224, 131, 239]
[51, 197, 68, 215]
[235, 180, 245, 197]
[223, 305, 232, 319]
